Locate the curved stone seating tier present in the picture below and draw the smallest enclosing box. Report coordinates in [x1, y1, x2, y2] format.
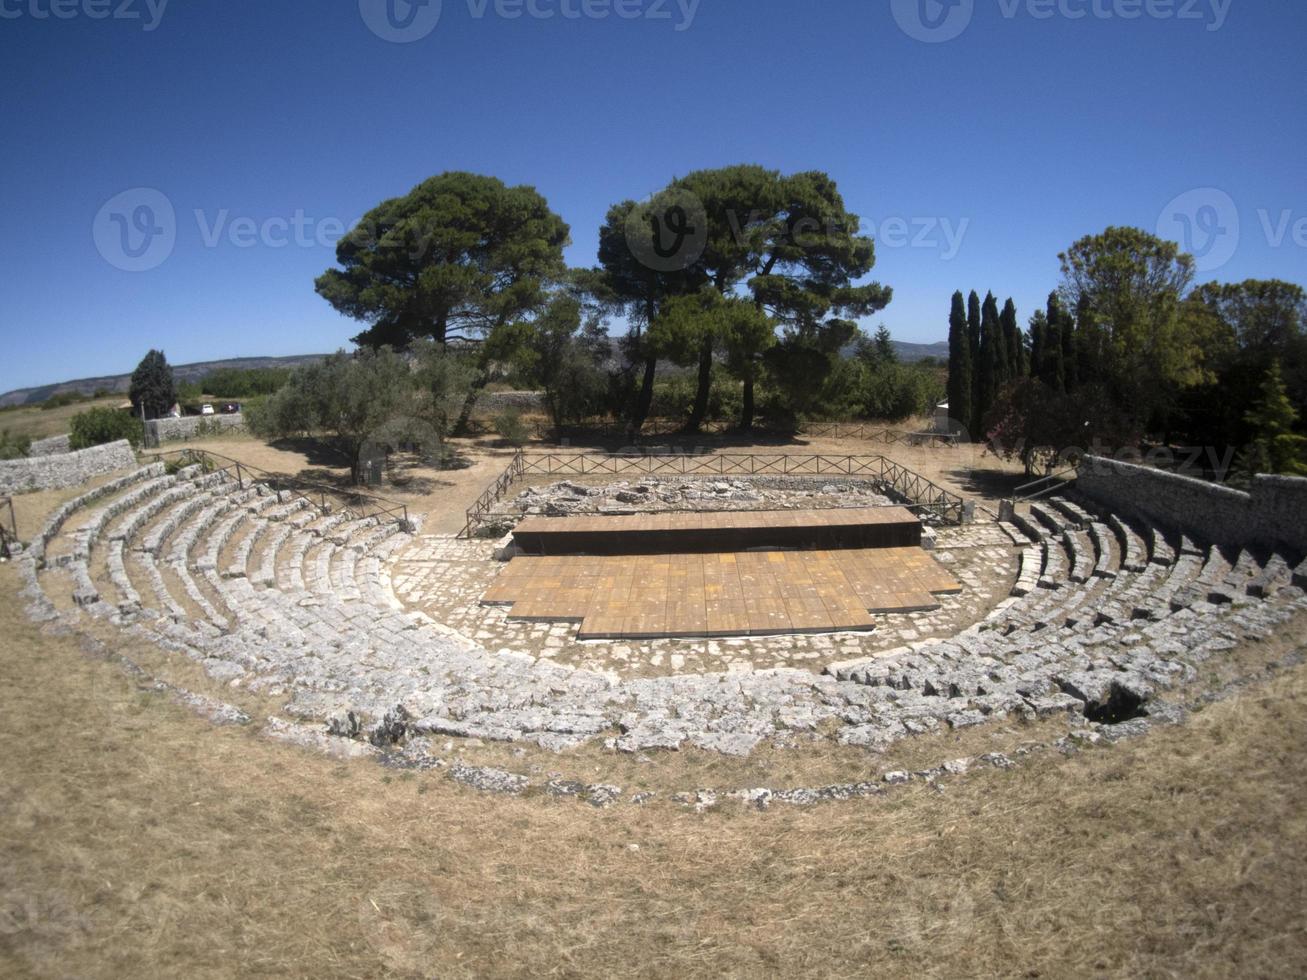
[22, 465, 1307, 760]
[30, 462, 170, 564]
[1088, 523, 1119, 579]
[1149, 528, 1176, 566]
[1109, 515, 1149, 573]
[1030, 501, 1073, 536]
[1037, 537, 1068, 590]
[1063, 530, 1095, 584]
[1049, 496, 1094, 529]
[1010, 547, 1042, 598]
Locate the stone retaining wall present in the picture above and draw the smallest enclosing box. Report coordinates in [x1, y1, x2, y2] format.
[146, 412, 245, 444]
[474, 391, 545, 416]
[0, 440, 138, 494]
[1076, 455, 1307, 555]
[28, 434, 71, 456]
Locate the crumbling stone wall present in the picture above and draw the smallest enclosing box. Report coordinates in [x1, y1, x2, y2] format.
[0, 439, 137, 494]
[1076, 455, 1307, 555]
[146, 412, 245, 444]
[28, 434, 71, 456]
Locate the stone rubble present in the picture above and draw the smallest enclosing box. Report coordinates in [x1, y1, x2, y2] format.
[498, 477, 897, 518]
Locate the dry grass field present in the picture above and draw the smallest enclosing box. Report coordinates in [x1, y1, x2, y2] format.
[0, 396, 129, 443]
[2, 429, 1305, 978]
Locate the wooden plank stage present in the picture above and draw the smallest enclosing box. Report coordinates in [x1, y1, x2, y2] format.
[510, 506, 923, 555]
[482, 547, 962, 640]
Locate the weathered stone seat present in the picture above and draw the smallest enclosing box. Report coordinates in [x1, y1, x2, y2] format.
[1049, 496, 1094, 529]
[1109, 514, 1149, 573]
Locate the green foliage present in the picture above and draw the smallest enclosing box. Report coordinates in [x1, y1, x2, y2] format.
[986, 378, 1137, 476]
[492, 410, 531, 447]
[199, 367, 293, 398]
[40, 391, 94, 411]
[68, 407, 144, 450]
[1001, 298, 1024, 379]
[129, 350, 177, 421]
[762, 319, 863, 423]
[316, 172, 570, 349]
[250, 349, 413, 484]
[592, 165, 887, 429]
[947, 290, 972, 438]
[411, 341, 481, 444]
[974, 292, 1002, 435]
[1238, 361, 1307, 478]
[856, 327, 942, 423]
[1058, 227, 1203, 430]
[0, 429, 31, 460]
[650, 290, 776, 429]
[1186, 279, 1307, 446]
[486, 294, 610, 428]
[176, 381, 203, 402]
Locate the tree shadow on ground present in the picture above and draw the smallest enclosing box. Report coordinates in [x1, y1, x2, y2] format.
[382, 450, 475, 495]
[947, 467, 1030, 499]
[268, 437, 351, 471]
[295, 467, 358, 491]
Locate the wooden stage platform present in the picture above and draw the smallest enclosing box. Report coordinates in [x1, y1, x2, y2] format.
[485, 508, 960, 640]
[510, 506, 922, 555]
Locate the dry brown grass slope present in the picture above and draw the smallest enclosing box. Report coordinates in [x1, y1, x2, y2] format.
[1, 563, 1306, 979]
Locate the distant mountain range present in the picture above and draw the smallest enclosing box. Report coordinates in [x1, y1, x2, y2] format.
[0, 355, 329, 408]
[2, 340, 948, 408]
[889, 341, 949, 363]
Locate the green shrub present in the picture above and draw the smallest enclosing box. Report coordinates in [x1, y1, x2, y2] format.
[41, 391, 91, 411]
[69, 407, 144, 450]
[0, 429, 31, 460]
[493, 410, 530, 447]
[199, 367, 293, 398]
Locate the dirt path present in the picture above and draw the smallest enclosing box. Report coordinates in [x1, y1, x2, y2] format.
[161, 429, 1027, 538]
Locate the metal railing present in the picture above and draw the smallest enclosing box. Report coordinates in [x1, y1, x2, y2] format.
[143, 448, 411, 529]
[1013, 468, 1077, 503]
[461, 451, 969, 537]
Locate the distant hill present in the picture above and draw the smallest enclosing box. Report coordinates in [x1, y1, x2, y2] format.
[836, 340, 950, 363]
[2, 340, 949, 408]
[891, 340, 949, 363]
[0, 355, 330, 408]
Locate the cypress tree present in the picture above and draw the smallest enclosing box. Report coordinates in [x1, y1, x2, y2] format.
[947, 291, 972, 437]
[1028, 310, 1048, 382]
[976, 292, 1002, 431]
[1001, 298, 1022, 379]
[967, 290, 981, 401]
[990, 293, 1009, 390]
[1044, 292, 1067, 391]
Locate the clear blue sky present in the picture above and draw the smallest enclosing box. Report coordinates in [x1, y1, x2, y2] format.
[2, 0, 1304, 393]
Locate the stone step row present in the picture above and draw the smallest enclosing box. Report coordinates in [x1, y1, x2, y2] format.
[31, 462, 169, 564]
[1109, 514, 1149, 573]
[1049, 496, 1095, 529]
